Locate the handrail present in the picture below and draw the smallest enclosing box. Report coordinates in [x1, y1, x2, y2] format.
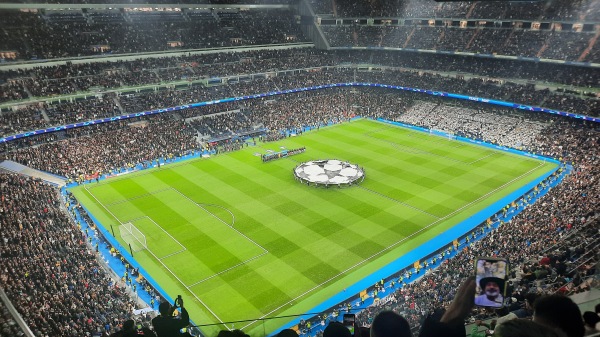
[0, 288, 35, 337]
[553, 274, 598, 295]
[542, 215, 600, 254]
[567, 249, 600, 275]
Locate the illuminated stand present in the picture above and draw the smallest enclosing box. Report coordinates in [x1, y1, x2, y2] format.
[294, 160, 365, 187]
[2, 82, 598, 145]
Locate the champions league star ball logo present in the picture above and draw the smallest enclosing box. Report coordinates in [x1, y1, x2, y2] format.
[294, 160, 365, 187]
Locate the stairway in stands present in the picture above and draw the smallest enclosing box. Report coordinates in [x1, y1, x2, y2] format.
[578, 30, 600, 62]
[0, 160, 66, 186]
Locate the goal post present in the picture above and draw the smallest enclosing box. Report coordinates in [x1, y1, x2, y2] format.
[120, 222, 147, 252]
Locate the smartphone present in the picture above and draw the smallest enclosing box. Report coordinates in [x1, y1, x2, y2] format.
[343, 314, 355, 335]
[474, 257, 508, 308]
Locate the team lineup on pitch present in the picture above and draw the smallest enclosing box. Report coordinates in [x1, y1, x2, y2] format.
[70, 119, 557, 336]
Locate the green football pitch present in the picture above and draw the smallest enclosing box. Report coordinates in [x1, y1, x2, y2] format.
[70, 119, 557, 335]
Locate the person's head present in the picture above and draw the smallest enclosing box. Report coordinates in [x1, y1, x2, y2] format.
[217, 330, 250, 337]
[359, 326, 370, 337]
[492, 319, 565, 337]
[370, 311, 412, 337]
[583, 311, 600, 329]
[533, 295, 584, 337]
[122, 319, 136, 332]
[524, 292, 540, 310]
[595, 303, 600, 315]
[158, 301, 172, 317]
[323, 321, 352, 337]
[479, 277, 504, 299]
[276, 329, 299, 337]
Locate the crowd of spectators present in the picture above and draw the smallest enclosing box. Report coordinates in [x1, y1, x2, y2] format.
[363, 52, 599, 88]
[0, 174, 138, 337]
[2, 48, 599, 114]
[0, 1, 598, 67]
[2, 48, 597, 106]
[44, 95, 121, 125]
[321, 0, 599, 21]
[394, 102, 547, 149]
[0, 9, 307, 61]
[2, 87, 414, 177]
[0, 104, 47, 137]
[1, 64, 598, 143]
[0, 297, 26, 337]
[5, 115, 197, 178]
[322, 24, 599, 63]
[0, 0, 293, 4]
[0, 48, 334, 104]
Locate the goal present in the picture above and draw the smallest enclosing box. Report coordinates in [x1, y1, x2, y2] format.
[120, 222, 147, 252]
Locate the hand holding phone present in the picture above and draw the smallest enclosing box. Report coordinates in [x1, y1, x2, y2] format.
[474, 257, 508, 308]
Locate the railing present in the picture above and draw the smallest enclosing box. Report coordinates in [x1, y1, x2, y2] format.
[541, 215, 600, 255]
[0, 288, 35, 337]
[566, 241, 600, 275]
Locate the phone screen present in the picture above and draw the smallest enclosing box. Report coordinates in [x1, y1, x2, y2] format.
[474, 258, 508, 308]
[343, 314, 355, 335]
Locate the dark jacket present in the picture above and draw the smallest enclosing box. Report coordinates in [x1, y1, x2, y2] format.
[152, 307, 190, 337]
[418, 309, 466, 337]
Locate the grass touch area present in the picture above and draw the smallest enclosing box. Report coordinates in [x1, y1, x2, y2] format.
[70, 119, 557, 336]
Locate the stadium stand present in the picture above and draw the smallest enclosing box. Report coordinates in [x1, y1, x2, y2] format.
[0, 9, 307, 60]
[1, 50, 597, 107]
[0, 1, 599, 337]
[330, 0, 598, 21]
[321, 25, 600, 63]
[1, 62, 598, 140]
[0, 173, 140, 336]
[1, 83, 599, 337]
[0, 291, 27, 337]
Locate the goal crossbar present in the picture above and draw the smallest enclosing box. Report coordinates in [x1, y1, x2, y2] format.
[120, 222, 147, 252]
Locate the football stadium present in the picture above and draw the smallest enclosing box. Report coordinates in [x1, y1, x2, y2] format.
[0, 1, 599, 337]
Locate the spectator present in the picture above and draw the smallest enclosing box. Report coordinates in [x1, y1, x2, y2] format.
[277, 329, 300, 337]
[496, 292, 538, 325]
[492, 319, 565, 337]
[370, 311, 412, 337]
[217, 330, 251, 337]
[110, 319, 156, 337]
[532, 295, 585, 337]
[323, 321, 352, 337]
[419, 277, 475, 337]
[151, 300, 190, 337]
[474, 277, 505, 307]
[582, 312, 600, 336]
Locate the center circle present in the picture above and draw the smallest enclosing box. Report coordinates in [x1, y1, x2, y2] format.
[294, 160, 365, 187]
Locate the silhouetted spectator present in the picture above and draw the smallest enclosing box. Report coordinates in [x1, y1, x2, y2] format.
[533, 295, 585, 337]
[370, 311, 412, 337]
[152, 300, 190, 337]
[492, 319, 565, 337]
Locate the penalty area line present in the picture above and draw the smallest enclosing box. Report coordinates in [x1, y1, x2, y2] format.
[82, 185, 228, 329]
[158, 248, 187, 260]
[186, 251, 269, 288]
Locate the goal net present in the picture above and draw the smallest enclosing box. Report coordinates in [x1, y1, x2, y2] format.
[430, 128, 455, 140]
[120, 222, 147, 252]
